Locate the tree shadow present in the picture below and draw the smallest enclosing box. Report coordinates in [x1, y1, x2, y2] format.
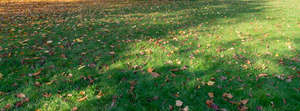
[2, 0, 298, 110]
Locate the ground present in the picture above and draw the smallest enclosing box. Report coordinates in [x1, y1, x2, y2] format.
[0, 0, 299, 110]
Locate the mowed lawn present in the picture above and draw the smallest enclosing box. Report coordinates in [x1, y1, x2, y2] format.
[0, 0, 299, 110]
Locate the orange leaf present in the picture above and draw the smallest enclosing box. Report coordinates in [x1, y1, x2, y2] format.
[147, 67, 153, 73]
[77, 96, 87, 102]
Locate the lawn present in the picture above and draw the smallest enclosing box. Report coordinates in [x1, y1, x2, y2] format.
[0, 0, 299, 110]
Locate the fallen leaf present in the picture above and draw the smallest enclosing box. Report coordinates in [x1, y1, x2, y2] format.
[35, 82, 41, 87]
[0, 73, 3, 79]
[109, 51, 115, 55]
[240, 99, 249, 104]
[147, 67, 153, 72]
[207, 81, 215, 86]
[208, 92, 214, 98]
[16, 93, 26, 98]
[15, 98, 29, 107]
[183, 106, 189, 111]
[32, 70, 41, 76]
[43, 93, 52, 98]
[67, 94, 73, 97]
[79, 91, 85, 95]
[223, 93, 233, 99]
[77, 96, 88, 102]
[206, 99, 219, 110]
[4, 104, 11, 109]
[176, 100, 183, 107]
[72, 107, 78, 111]
[258, 73, 268, 77]
[96, 91, 104, 99]
[239, 106, 248, 111]
[150, 72, 160, 78]
[74, 38, 83, 43]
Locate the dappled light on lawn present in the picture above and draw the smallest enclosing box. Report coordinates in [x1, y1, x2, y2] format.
[0, 0, 299, 110]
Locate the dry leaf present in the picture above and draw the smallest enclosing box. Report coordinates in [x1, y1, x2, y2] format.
[74, 38, 83, 43]
[241, 99, 249, 104]
[0, 73, 3, 79]
[67, 94, 73, 97]
[258, 73, 268, 77]
[147, 67, 153, 73]
[109, 51, 115, 55]
[208, 92, 214, 98]
[223, 93, 233, 99]
[183, 106, 189, 111]
[32, 70, 41, 76]
[170, 68, 179, 72]
[150, 72, 160, 78]
[16, 93, 26, 98]
[96, 91, 104, 99]
[176, 100, 183, 107]
[206, 99, 214, 107]
[239, 106, 248, 111]
[207, 81, 215, 86]
[77, 96, 88, 102]
[79, 91, 85, 95]
[72, 107, 78, 111]
[43, 93, 52, 98]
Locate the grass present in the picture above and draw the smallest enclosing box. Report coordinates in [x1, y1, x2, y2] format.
[0, 0, 299, 110]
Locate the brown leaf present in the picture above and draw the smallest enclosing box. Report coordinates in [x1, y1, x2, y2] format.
[208, 92, 214, 98]
[258, 73, 268, 77]
[96, 91, 104, 99]
[4, 104, 11, 109]
[77, 96, 88, 102]
[32, 69, 42, 76]
[43, 93, 52, 98]
[150, 72, 160, 78]
[223, 93, 233, 99]
[239, 106, 248, 111]
[16, 93, 26, 98]
[206, 99, 214, 107]
[0, 73, 3, 79]
[72, 107, 78, 111]
[176, 100, 183, 107]
[240, 99, 249, 104]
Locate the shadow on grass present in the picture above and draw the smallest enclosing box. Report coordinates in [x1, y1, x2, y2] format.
[1, 0, 299, 110]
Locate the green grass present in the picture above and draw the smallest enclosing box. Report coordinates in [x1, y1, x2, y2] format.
[0, 0, 299, 110]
